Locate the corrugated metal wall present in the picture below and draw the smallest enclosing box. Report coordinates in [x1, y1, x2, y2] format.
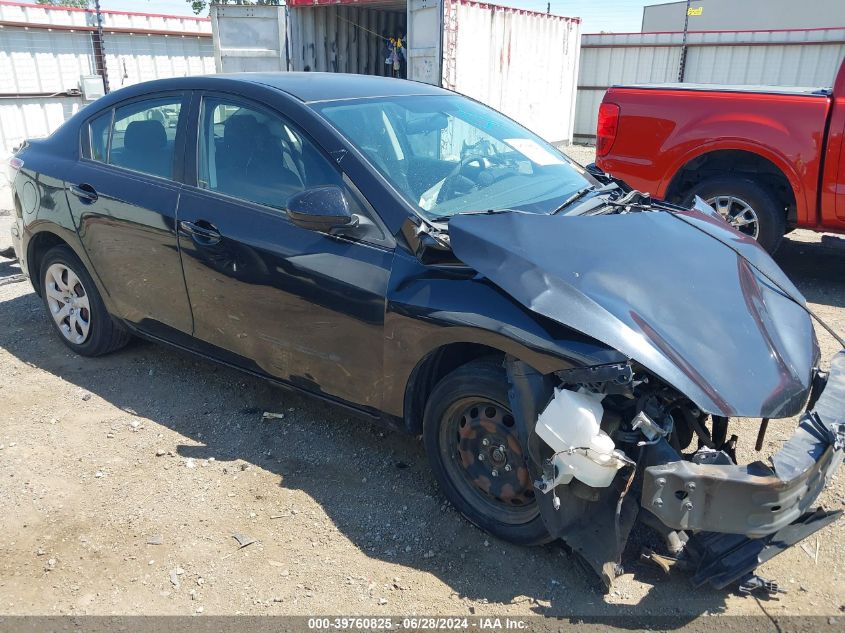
[0, 96, 82, 153]
[0, 1, 214, 154]
[448, 1, 580, 143]
[0, 27, 94, 93]
[289, 4, 406, 76]
[0, 2, 211, 34]
[575, 27, 845, 141]
[103, 33, 214, 91]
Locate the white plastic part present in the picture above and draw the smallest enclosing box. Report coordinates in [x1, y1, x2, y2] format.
[536, 387, 625, 489]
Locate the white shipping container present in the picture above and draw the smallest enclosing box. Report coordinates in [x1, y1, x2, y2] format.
[212, 0, 581, 143]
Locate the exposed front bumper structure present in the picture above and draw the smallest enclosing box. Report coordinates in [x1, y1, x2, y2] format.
[643, 351, 845, 538]
[506, 352, 845, 593]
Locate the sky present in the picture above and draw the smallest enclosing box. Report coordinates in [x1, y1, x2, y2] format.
[99, 0, 656, 34]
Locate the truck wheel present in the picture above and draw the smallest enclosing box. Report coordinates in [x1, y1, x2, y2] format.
[40, 245, 131, 356]
[683, 176, 786, 253]
[423, 360, 552, 546]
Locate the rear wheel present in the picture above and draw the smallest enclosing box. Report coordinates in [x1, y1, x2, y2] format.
[683, 176, 786, 253]
[40, 245, 130, 356]
[423, 360, 551, 545]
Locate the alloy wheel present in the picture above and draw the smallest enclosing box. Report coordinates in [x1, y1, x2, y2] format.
[706, 195, 760, 238]
[44, 263, 92, 345]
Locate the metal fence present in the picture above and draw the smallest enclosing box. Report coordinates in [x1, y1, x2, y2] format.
[575, 26, 845, 141]
[0, 1, 214, 154]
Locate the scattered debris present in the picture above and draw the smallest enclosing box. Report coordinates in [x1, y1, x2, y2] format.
[155, 449, 166, 457]
[800, 538, 821, 564]
[378, 597, 388, 605]
[146, 535, 163, 546]
[262, 411, 285, 422]
[169, 569, 180, 588]
[81, 392, 92, 401]
[640, 548, 681, 575]
[0, 273, 25, 286]
[94, 471, 104, 479]
[232, 533, 256, 549]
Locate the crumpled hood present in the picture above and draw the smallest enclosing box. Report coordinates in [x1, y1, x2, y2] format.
[448, 208, 818, 418]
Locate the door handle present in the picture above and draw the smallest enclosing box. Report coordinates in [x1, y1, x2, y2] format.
[179, 220, 222, 245]
[68, 183, 98, 204]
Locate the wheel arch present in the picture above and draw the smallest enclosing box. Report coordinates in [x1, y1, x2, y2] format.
[663, 148, 799, 226]
[26, 230, 73, 296]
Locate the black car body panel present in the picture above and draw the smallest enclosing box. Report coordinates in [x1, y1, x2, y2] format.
[448, 209, 818, 418]
[8, 73, 842, 594]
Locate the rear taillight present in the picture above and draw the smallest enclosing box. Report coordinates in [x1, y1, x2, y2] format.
[596, 102, 620, 157]
[8, 156, 23, 181]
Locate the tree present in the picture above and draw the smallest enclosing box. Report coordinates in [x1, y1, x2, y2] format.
[36, 0, 92, 8]
[188, 0, 282, 16]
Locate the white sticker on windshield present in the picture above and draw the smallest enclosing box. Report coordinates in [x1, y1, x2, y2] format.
[504, 138, 564, 166]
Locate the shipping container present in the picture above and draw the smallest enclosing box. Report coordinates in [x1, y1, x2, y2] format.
[211, 0, 581, 143]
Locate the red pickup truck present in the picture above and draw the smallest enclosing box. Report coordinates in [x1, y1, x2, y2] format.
[594, 59, 845, 252]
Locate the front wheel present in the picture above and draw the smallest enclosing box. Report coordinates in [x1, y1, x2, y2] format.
[683, 176, 786, 253]
[40, 245, 130, 356]
[423, 360, 551, 546]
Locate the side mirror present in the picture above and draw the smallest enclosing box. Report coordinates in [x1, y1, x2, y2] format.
[286, 186, 359, 233]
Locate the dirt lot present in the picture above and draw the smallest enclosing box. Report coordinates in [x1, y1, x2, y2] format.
[1, 152, 844, 619]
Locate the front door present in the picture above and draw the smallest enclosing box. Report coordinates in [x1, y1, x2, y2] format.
[176, 94, 393, 410]
[66, 93, 193, 336]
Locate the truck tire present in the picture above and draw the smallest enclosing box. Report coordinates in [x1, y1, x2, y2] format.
[683, 176, 786, 253]
[423, 360, 552, 546]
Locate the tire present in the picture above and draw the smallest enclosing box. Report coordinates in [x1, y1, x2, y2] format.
[423, 360, 551, 546]
[683, 176, 786, 254]
[40, 245, 131, 356]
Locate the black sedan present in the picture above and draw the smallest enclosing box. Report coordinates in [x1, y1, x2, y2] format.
[8, 73, 844, 593]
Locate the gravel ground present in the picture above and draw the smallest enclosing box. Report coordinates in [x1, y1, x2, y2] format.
[1, 156, 844, 619]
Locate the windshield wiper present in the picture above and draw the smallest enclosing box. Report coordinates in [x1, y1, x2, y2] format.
[428, 208, 514, 223]
[550, 186, 596, 215]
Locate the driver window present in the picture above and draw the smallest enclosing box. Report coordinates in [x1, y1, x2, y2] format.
[198, 98, 337, 211]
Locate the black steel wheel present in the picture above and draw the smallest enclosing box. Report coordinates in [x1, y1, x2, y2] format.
[423, 360, 551, 545]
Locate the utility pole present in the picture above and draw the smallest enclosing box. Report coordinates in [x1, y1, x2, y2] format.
[92, 0, 110, 93]
[677, 0, 692, 82]
[547, 2, 550, 15]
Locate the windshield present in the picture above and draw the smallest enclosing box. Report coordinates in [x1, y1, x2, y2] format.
[315, 95, 594, 221]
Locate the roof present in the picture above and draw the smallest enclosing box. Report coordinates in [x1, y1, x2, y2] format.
[216, 72, 452, 103]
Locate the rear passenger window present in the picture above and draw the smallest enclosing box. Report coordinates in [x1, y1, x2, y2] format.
[89, 111, 112, 162]
[87, 97, 182, 180]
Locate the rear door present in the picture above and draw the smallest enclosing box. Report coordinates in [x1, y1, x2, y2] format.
[176, 93, 393, 410]
[67, 93, 194, 337]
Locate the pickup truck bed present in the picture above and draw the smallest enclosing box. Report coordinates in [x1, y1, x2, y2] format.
[594, 59, 845, 252]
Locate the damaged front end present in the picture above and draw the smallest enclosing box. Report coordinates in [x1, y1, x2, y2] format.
[505, 355, 844, 594]
[446, 202, 844, 593]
